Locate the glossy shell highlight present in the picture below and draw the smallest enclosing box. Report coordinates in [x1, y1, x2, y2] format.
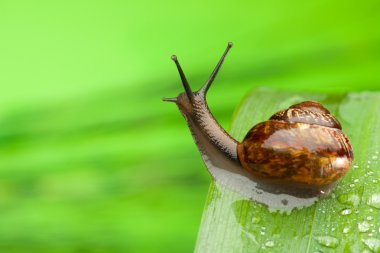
[237, 101, 353, 187]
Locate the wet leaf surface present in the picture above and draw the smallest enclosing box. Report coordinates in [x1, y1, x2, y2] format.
[196, 88, 380, 253]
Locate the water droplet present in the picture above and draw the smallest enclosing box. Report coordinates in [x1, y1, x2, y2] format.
[314, 236, 339, 248]
[343, 227, 350, 234]
[358, 221, 370, 232]
[338, 193, 360, 207]
[341, 208, 352, 215]
[367, 194, 380, 209]
[251, 216, 261, 224]
[367, 216, 373, 221]
[348, 242, 367, 253]
[362, 238, 380, 252]
[265, 240, 275, 248]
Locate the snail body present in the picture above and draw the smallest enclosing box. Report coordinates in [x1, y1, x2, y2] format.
[163, 43, 353, 202]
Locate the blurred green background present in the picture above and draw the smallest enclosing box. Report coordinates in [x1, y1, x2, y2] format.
[0, 1, 379, 252]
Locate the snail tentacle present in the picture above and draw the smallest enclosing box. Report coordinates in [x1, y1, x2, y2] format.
[171, 55, 194, 102]
[199, 42, 233, 96]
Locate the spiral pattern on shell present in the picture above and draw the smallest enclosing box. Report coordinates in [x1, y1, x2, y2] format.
[237, 101, 353, 187]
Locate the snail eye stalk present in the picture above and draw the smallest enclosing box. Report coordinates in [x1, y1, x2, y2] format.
[200, 42, 233, 96]
[171, 55, 194, 102]
[162, 97, 177, 103]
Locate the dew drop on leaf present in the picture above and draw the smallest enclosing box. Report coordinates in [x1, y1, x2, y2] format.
[341, 208, 352, 216]
[264, 240, 275, 248]
[358, 221, 370, 233]
[362, 238, 380, 252]
[251, 216, 261, 224]
[314, 236, 339, 248]
[338, 193, 361, 207]
[367, 194, 380, 209]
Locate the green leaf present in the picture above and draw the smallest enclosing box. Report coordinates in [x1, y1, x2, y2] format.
[195, 88, 380, 253]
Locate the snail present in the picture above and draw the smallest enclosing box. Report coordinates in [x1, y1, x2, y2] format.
[163, 42, 353, 207]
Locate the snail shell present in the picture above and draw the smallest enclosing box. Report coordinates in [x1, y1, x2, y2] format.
[238, 101, 353, 187]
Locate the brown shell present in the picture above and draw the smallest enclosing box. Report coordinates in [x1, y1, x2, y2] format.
[237, 101, 353, 187]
